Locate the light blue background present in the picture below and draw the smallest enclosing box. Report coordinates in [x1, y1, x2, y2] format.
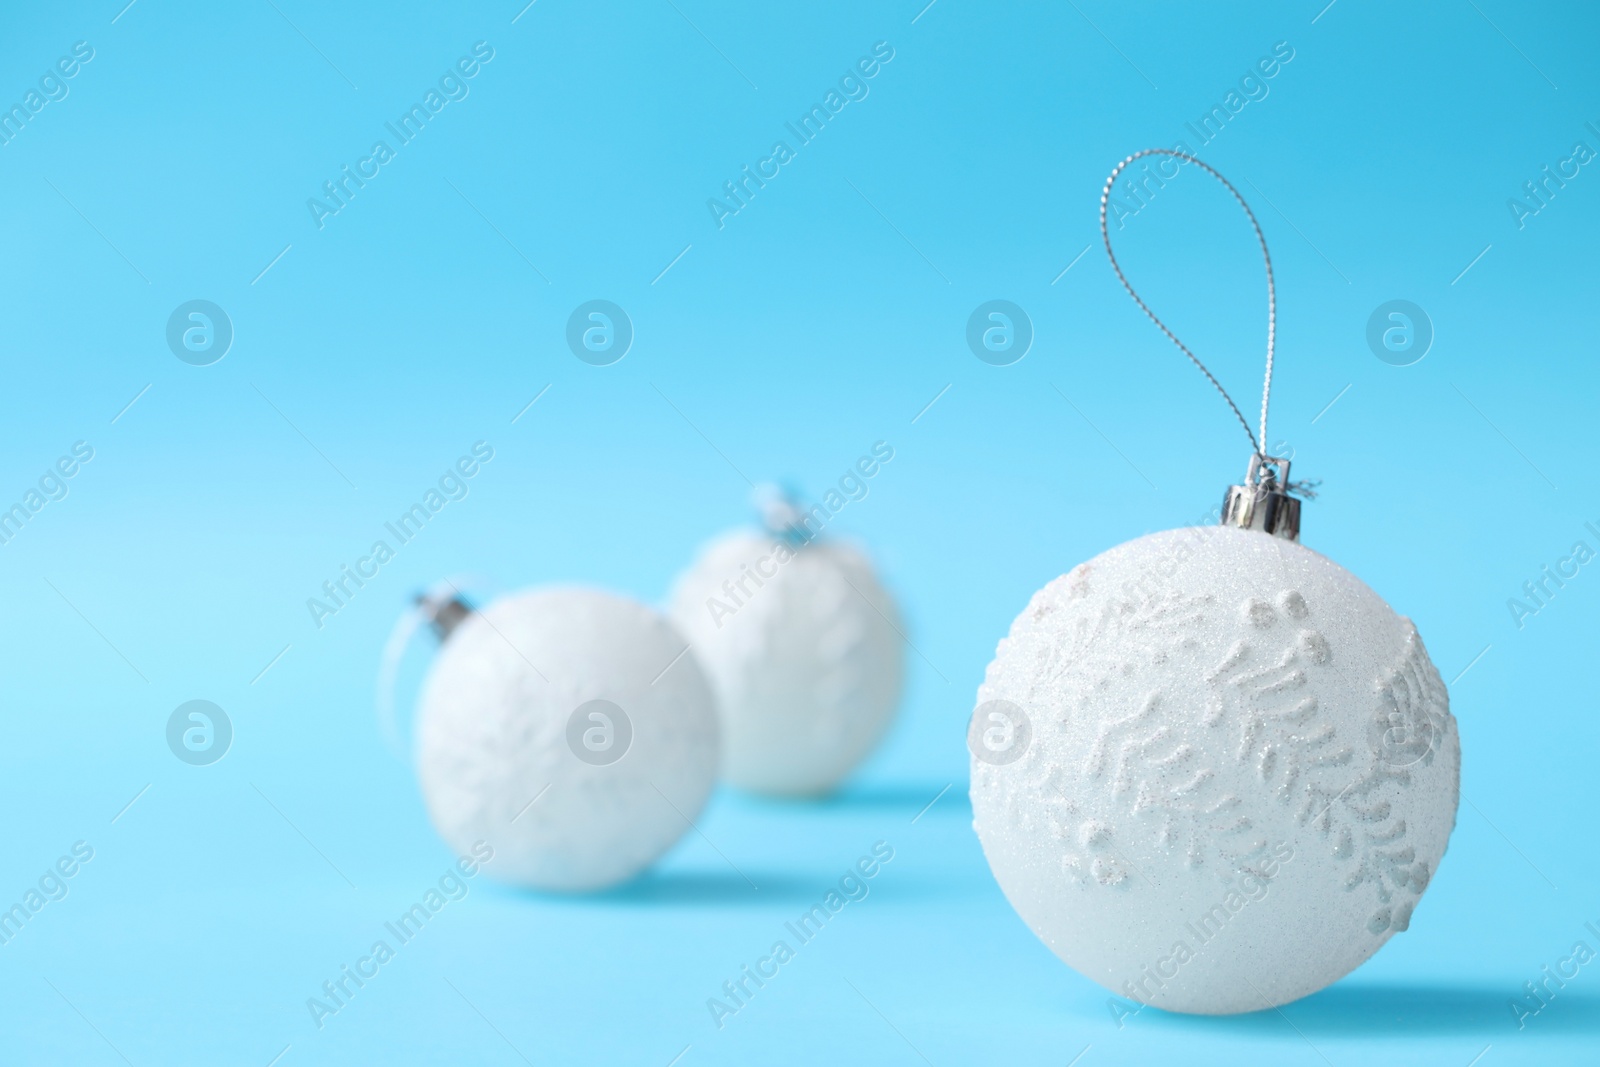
[1, 1, 1596, 1063]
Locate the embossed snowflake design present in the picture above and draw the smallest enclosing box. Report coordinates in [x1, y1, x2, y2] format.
[1031, 584, 1451, 936]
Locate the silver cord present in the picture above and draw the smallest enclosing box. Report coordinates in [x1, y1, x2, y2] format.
[1100, 149, 1277, 476]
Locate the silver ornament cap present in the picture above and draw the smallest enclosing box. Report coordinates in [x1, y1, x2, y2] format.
[417, 589, 475, 641]
[1222, 455, 1301, 542]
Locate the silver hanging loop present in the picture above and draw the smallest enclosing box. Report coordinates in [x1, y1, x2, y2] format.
[1100, 148, 1314, 537]
[374, 577, 486, 761]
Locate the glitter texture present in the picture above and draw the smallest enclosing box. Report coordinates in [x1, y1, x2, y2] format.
[671, 532, 905, 796]
[417, 587, 719, 891]
[971, 526, 1460, 1014]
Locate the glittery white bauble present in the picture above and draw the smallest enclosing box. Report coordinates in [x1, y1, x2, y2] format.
[970, 526, 1459, 1014]
[670, 532, 905, 796]
[417, 586, 718, 891]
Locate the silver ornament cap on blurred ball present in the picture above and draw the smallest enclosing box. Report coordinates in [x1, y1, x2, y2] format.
[670, 485, 905, 797]
[415, 585, 719, 891]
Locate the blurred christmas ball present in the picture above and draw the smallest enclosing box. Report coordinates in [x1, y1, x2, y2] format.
[417, 586, 718, 891]
[671, 495, 904, 797]
[969, 526, 1459, 1014]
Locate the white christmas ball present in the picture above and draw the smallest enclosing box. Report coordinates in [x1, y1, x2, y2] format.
[416, 586, 719, 891]
[670, 531, 905, 796]
[970, 526, 1459, 1014]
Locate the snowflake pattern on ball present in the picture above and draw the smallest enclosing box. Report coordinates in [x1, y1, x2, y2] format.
[1013, 577, 1452, 936]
